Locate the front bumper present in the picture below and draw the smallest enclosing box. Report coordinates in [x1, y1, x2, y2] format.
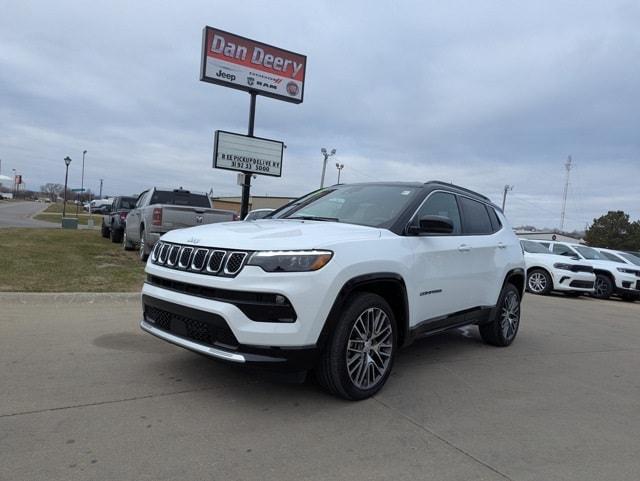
[614, 273, 640, 297]
[553, 271, 595, 293]
[140, 295, 320, 371]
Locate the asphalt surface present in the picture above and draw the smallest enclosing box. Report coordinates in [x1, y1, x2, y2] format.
[0, 201, 54, 228]
[1, 292, 639, 481]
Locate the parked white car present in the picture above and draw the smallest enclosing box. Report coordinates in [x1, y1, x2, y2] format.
[520, 240, 595, 295]
[530, 241, 640, 301]
[140, 181, 525, 400]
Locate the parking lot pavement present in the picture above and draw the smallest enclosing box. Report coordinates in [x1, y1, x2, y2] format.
[1, 293, 639, 481]
[0, 201, 55, 228]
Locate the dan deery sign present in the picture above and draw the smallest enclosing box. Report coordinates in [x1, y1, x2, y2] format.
[200, 27, 306, 104]
[213, 131, 284, 177]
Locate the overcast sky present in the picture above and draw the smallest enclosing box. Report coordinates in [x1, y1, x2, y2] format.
[1, 0, 639, 230]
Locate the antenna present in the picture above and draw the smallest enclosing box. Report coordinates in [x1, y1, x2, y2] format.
[560, 155, 572, 230]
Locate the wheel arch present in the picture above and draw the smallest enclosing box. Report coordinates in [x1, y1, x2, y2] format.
[318, 273, 410, 351]
[526, 265, 553, 286]
[593, 269, 614, 282]
[503, 268, 526, 299]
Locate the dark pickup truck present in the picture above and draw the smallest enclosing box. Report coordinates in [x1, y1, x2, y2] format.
[101, 196, 137, 243]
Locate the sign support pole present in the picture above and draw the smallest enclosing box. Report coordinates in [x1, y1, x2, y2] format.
[240, 92, 257, 219]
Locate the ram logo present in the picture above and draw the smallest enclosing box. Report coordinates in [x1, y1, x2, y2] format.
[195, 216, 203, 224]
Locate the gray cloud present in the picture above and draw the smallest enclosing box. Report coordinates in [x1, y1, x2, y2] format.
[1, 0, 639, 231]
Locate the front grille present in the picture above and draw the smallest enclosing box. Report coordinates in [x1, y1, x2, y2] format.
[151, 241, 250, 277]
[144, 303, 239, 347]
[571, 265, 594, 273]
[569, 280, 594, 289]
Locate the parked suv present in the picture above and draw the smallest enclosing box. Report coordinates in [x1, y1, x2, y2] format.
[520, 240, 595, 296]
[531, 241, 640, 301]
[123, 188, 237, 261]
[140, 182, 525, 400]
[101, 196, 137, 243]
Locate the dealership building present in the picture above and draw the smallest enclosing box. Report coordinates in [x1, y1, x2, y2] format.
[211, 195, 295, 214]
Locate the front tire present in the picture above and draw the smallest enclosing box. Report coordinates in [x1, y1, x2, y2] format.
[139, 227, 149, 262]
[593, 274, 613, 299]
[110, 225, 122, 243]
[526, 269, 552, 295]
[479, 283, 521, 347]
[316, 293, 397, 401]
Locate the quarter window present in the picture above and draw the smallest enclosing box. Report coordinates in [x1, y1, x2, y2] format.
[459, 197, 493, 235]
[413, 192, 461, 234]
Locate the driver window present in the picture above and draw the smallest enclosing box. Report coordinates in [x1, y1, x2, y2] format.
[413, 192, 461, 234]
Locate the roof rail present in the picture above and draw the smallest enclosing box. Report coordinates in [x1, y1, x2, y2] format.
[426, 180, 492, 202]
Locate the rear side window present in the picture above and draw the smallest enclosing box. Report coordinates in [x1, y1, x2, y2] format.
[487, 207, 502, 231]
[150, 190, 211, 208]
[413, 192, 461, 234]
[459, 197, 493, 235]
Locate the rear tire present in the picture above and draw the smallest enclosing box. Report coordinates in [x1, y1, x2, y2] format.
[479, 283, 521, 347]
[139, 227, 149, 262]
[316, 293, 397, 401]
[110, 225, 122, 243]
[100, 223, 110, 238]
[122, 229, 134, 251]
[526, 269, 552, 295]
[593, 274, 613, 299]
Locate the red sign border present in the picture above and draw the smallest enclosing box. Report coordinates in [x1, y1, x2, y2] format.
[200, 26, 306, 104]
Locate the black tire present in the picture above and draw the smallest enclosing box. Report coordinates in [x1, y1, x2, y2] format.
[479, 283, 521, 347]
[593, 274, 613, 299]
[316, 293, 397, 401]
[526, 268, 552, 295]
[100, 223, 110, 238]
[139, 227, 149, 262]
[110, 226, 122, 243]
[122, 229, 135, 251]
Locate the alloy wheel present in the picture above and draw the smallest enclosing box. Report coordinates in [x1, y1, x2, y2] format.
[346, 307, 393, 390]
[528, 272, 547, 293]
[594, 277, 608, 297]
[500, 291, 520, 341]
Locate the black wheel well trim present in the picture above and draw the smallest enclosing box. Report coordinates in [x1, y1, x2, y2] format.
[503, 268, 526, 298]
[317, 272, 410, 351]
[593, 269, 614, 281]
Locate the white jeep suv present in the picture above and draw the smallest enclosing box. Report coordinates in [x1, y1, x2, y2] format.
[520, 240, 595, 295]
[140, 182, 525, 400]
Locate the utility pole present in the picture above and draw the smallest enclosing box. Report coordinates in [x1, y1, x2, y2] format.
[560, 155, 572, 231]
[99, 179, 103, 199]
[320, 148, 336, 188]
[501, 184, 514, 211]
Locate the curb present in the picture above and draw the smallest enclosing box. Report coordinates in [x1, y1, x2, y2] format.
[0, 292, 140, 304]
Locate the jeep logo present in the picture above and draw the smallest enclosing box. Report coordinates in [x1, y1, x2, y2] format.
[216, 69, 236, 82]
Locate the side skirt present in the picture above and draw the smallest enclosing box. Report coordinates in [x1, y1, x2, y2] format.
[407, 305, 494, 344]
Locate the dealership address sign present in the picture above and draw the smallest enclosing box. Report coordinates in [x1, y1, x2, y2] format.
[213, 131, 284, 177]
[200, 26, 307, 103]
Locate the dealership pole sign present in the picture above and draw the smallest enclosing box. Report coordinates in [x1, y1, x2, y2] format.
[213, 131, 283, 177]
[200, 26, 306, 104]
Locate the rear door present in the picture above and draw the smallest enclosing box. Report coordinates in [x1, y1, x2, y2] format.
[126, 190, 149, 242]
[457, 196, 501, 308]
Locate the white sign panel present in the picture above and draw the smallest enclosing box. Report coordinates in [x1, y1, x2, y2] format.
[213, 131, 284, 177]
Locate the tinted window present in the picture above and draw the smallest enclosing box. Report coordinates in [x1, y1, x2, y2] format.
[521, 240, 550, 254]
[150, 190, 211, 207]
[413, 192, 461, 234]
[599, 251, 625, 263]
[552, 244, 577, 257]
[459, 197, 493, 234]
[574, 246, 607, 260]
[620, 252, 640, 266]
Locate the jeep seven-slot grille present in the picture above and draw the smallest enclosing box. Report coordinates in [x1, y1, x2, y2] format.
[151, 241, 250, 277]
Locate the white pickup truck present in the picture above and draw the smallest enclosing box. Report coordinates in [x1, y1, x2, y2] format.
[123, 187, 237, 261]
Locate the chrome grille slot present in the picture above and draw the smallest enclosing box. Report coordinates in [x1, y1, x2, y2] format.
[158, 243, 170, 264]
[224, 252, 247, 275]
[167, 245, 181, 266]
[178, 247, 194, 269]
[190, 248, 209, 271]
[206, 250, 226, 273]
[151, 242, 163, 262]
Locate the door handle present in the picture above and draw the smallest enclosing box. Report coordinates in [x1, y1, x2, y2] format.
[498, 242, 507, 249]
[458, 244, 471, 252]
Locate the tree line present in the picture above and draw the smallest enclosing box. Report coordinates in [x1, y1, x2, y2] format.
[585, 211, 640, 251]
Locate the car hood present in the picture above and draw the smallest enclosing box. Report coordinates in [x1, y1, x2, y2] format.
[160, 219, 383, 250]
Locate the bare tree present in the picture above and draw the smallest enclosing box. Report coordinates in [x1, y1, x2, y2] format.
[40, 183, 64, 201]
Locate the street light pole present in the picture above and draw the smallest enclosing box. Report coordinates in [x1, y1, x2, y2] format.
[501, 184, 514, 211]
[336, 162, 344, 184]
[63, 157, 72, 218]
[320, 148, 336, 188]
[76, 150, 87, 216]
[12, 169, 17, 197]
[99, 179, 103, 199]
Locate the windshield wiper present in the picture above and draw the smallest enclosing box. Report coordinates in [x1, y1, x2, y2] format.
[287, 215, 340, 222]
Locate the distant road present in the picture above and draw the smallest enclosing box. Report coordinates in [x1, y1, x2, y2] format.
[0, 201, 56, 228]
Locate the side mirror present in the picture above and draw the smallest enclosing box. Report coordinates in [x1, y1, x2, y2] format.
[410, 215, 454, 235]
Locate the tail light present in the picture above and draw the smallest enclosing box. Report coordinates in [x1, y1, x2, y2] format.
[232, 213, 239, 221]
[152, 207, 162, 226]
[119, 212, 128, 221]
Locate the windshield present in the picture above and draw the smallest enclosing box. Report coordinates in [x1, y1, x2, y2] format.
[620, 252, 640, 266]
[521, 240, 551, 254]
[574, 246, 607, 260]
[599, 250, 625, 263]
[245, 210, 273, 220]
[275, 184, 419, 227]
[150, 190, 211, 207]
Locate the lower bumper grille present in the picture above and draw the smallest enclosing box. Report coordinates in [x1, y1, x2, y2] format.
[143, 301, 239, 348]
[569, 280, 594, 289]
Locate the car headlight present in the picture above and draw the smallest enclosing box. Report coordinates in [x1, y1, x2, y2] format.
[617, 267, 640, 275]
[553, 263, 573, 270]
[247, 250, 333, 272]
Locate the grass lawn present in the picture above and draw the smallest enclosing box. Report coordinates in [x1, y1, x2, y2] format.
[0, 228, 145, 292]
[33, 202, 102, 225]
